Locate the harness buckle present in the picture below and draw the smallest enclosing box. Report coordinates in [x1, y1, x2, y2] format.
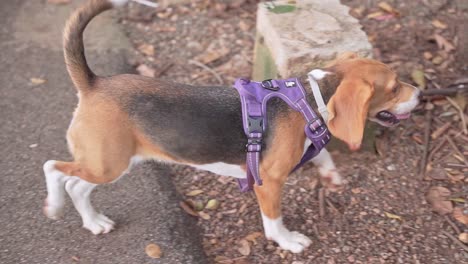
[307, 117, 327, 137]
[246, 138, 262, 152]
[261, 79, 279, 91]
[247, 116, 263, 133]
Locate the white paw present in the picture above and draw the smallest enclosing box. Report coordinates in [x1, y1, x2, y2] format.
[83, 214, 115, 235]
[269, 230, 312, 253]
[43, 198, 64, 220]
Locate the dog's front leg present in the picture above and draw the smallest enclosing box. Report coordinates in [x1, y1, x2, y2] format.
[254, 173, 311, 253]
[311, 148, 344, 191]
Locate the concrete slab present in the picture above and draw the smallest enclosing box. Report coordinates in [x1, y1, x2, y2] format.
[253, 0, 372, 79]
[0, 1, 206, 263]
[252, 1, 375, 151]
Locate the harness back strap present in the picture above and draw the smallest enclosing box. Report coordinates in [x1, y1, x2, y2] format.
[233, 78, 331, 192]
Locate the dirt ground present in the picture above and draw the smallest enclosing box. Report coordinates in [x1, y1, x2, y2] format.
[119, 0, 467, 263]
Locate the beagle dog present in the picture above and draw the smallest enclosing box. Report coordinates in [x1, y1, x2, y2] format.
[43, 0, 420, 253]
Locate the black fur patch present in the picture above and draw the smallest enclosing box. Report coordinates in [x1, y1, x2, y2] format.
[125, 82, 290, 164]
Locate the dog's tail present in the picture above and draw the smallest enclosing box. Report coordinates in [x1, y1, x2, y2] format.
[63, 0, 128, 92]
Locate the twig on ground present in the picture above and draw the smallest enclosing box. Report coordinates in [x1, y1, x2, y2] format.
[188, 59, 223, 85]
[427, 137, 447, 163]
[445, 163, 468, 169]
[313, 224, 320, 239]
[453, 77, 468, 85]
[325, 198, 339, 214]
[446, 96, 467, 135]
[444, 215, 461, 234]
[319, 188, 325, 218]
[449, 191, 468, 199]
[445, 135, 468, 166]
[421, 86, 468, 97]
[431, 122, 451, 140]
[441, 230, 468, 252]
[419, 105, 433, 178]
[155, 63, 174, 77]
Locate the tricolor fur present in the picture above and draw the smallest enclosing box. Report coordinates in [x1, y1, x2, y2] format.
[43, 0, 420, 253]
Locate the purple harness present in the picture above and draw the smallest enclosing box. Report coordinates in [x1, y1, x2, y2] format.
[233, 78, 331, 192]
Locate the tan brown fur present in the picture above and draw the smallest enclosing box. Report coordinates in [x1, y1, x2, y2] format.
[255, 113, 306, 219]
[49, 1, 420, 244]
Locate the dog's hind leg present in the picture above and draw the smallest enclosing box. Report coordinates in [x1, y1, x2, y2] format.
[64, 171, 114, 235]
[43, 160, 68, 220]
[43, 160, 128, 234]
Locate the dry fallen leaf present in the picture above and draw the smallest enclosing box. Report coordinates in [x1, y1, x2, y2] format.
[432, 56, 444, 65]
[412, 134, 423, 144]
[459, 233, 468, 244]
[351, 6, 366, 18]
[47, 0, 71, 5]
[450, 198, 466, 203]
[425, 165, 448, 180]
[454, 93, 467, 111]
[198, 211, 211, 220]
[453, 207, 468, 225]
[237, 239, 251, 256]
[194, 47, 230, 64]
[145, 243, 162, 259]
[136, 64, 155, 77]
[384, 211, 402, 221]
[423, 51, 433, 60]
[433, 34, 455, 53]
[205, 199, 219, 210]
[367, 11, 385, 19]
[138, 43, 155, 56]
[244, 231, 262, 245]
[30, 78, 46, 85]
[378, 2, 400, 16]
[238, 20, 250, 31]
[432, 19, 448, 29]
[214, 256, 231, 263]
[186, 189, 204, 196]
[425, 186, 453, 215]
[431, 122, 451, 139]
[179, 201, 199, 217]
[410, 69, 426, 89]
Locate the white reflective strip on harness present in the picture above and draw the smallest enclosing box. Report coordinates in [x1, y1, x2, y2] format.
[307, 71, 329, 122]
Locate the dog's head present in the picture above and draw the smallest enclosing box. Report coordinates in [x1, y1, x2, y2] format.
[313, 52, 420, 151]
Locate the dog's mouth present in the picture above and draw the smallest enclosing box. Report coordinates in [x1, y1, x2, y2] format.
[373, 110, 411, 127]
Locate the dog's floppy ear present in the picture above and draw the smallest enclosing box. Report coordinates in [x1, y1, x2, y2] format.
[326, 79, 374, 151]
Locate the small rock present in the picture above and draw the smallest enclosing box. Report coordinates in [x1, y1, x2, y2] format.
[386, 164, 396, 171]
[145, 243, 162, 259]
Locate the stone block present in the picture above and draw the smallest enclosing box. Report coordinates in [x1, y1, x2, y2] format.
[253, 0, 375, 152]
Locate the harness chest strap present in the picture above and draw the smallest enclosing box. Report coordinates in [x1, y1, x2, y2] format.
[233, 77, 331, 192]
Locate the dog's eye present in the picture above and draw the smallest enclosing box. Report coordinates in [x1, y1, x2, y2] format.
[392, 84, 400, 93]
